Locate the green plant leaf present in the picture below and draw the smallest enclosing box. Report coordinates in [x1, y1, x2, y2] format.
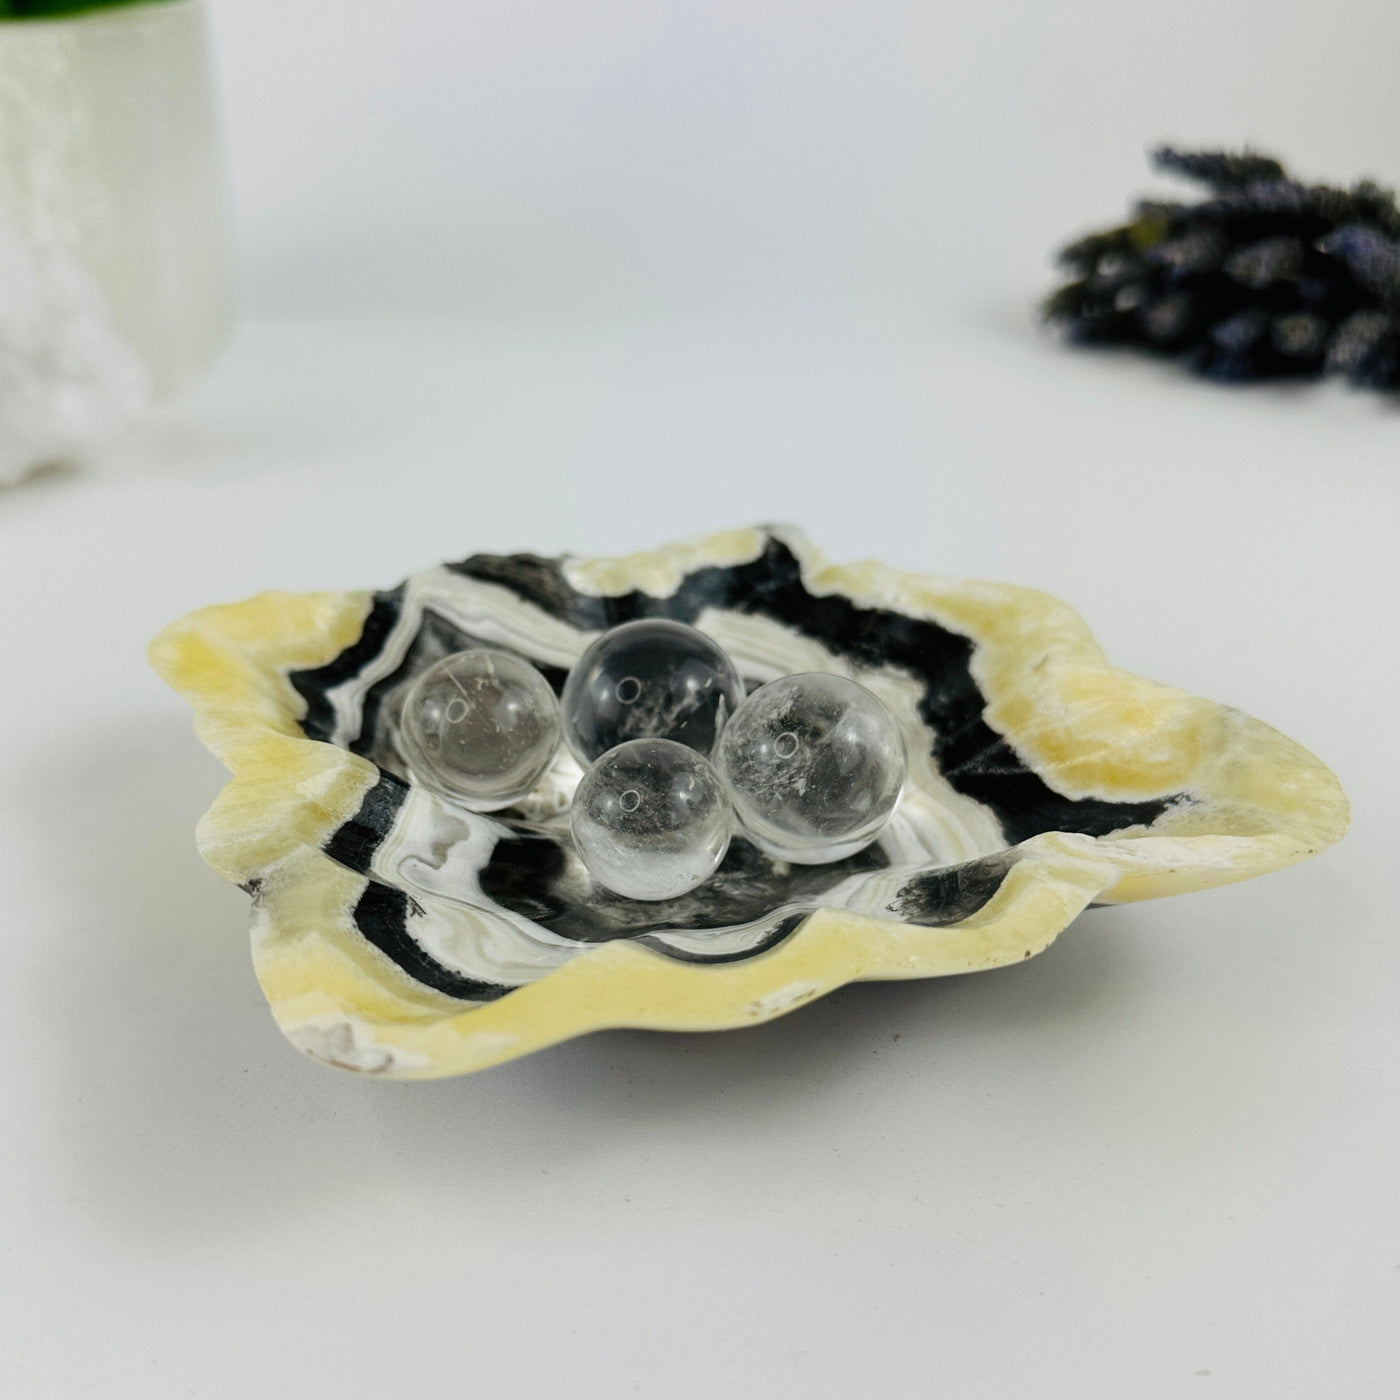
[1, 0, 181, 18]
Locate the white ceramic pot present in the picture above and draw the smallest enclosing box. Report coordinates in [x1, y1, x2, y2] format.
[0, 0, 234, 481]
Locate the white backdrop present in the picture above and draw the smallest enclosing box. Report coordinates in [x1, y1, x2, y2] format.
[216, 0, 1400, 322]
[1, 2, 1397, 1397]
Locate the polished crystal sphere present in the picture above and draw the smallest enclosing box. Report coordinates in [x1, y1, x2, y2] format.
[571, 738, 731, 900]
[400, 649, 561, 811]
[716, 672, 906, 863]
[561, 618, 745, 764]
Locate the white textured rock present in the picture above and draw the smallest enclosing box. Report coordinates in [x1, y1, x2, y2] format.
[0, 206, 147, 483]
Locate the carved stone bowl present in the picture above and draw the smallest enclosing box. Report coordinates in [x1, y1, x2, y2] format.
[150, 528, 1347, 1078]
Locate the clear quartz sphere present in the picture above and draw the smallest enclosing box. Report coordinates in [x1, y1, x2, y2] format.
[716, 673, 907, 864]
[561, 619, 745, 764]
[399, 649, 561, 811]
[570, 738, 732, 900]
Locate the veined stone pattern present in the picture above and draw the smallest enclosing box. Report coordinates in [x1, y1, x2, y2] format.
[151, 527, 1349, 1078]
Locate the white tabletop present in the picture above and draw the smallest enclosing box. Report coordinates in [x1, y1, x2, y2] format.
[2, 3, 1397, 1396]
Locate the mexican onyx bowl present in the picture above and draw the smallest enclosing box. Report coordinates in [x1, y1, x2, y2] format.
[150, 527, 1348, 1078]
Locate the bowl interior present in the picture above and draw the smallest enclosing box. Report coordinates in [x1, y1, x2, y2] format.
[284, 535, 1176, 999]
